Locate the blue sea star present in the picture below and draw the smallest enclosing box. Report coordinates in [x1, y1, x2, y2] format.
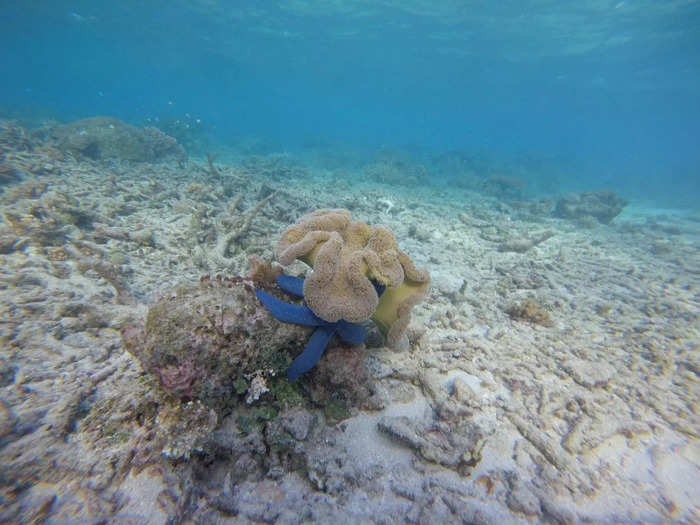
[256, 274, 383, 381]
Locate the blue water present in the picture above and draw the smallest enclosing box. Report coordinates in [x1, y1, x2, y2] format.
[2, 1, 699, 206]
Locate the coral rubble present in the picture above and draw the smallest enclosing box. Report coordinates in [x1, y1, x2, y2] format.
[0, 123, 696, 524]
[506, 297, 554, 327]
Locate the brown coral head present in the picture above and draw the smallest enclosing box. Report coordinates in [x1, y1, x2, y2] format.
[156, 361, 198, 398]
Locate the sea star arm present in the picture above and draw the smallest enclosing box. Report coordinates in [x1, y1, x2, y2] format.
[276, 274, 305, 297]
[336, 320, 367, 344]
[256, 274, 369, 381]
[287, 325, 336, 381]
[255, 289, 324, 326]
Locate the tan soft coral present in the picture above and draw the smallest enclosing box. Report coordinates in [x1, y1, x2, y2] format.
[277, 209, 430, 346]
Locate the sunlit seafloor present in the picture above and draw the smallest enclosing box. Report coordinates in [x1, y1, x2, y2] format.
[1, 1, 699, 523]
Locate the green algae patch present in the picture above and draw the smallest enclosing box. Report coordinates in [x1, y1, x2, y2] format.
[259, 345, 293, 376]
[237, 404, 279, 435]
[269, 377, 306, 409]
[323, 398, 351, 423]
[233, 377, 249, 395]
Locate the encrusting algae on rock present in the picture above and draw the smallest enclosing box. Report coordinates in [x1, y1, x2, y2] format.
[122, 275, 310, 410]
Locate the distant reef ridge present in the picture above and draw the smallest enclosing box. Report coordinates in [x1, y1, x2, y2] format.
[47, 116, 186, 163]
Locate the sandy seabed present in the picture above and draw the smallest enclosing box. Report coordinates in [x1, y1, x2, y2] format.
[0, 138, 698, 524]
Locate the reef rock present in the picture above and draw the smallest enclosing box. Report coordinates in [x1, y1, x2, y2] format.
[49, 116, 185, 163]
[122, 277, 311, 410]
[553, 190, 627, 224]
[309, 345, 383, 412]
[506, 298, 553, 327]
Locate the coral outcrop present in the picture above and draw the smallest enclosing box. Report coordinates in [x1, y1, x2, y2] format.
[363, 158, 426, 186]
[48, 116, 185, 163]
[277, 209, 430, 347]
[122, 276, 310, 410]
[553, 190, 627, 224]
[482, 174, 526, 199]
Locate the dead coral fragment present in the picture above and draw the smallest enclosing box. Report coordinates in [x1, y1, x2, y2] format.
[93, 222, 154, 247]
[498, 230, 554, 253]
[215, 193, 274, 259]
[277, 209, 430, 346]
[1, 190, 91, 249]
[378, 415, 484, 475]
[506, 298, 553, 327]
[156, 400, 218, 460]
[0, 161, 21, 185]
